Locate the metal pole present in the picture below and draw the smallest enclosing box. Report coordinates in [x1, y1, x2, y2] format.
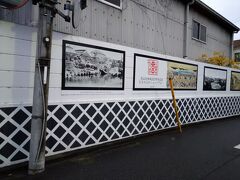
[183, 0, 195, 59]
[229, 32, 234, 60]
[28, 0, 53, 174]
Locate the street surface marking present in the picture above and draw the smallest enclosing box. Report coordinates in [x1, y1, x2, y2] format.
[234, 144, 240, 149]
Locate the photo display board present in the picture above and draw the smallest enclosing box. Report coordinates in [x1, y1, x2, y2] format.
[203, 67, 227, 91]
[62, 40, 125, 90]
[231, 71, 240, 91]
[133, 54, 198, 90]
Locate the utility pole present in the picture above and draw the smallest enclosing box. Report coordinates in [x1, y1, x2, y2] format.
[28, 0, 72, 174]
[28, 0, 54, 174]
[28, 0, 86, 174]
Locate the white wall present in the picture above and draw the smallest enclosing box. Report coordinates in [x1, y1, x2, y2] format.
[0, 21, 240, 107]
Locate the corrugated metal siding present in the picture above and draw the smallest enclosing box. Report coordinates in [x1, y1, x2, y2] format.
[0, 0, 232, 59]
[0, 1, 33, 25]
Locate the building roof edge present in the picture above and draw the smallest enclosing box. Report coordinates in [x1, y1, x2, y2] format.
[193, 0, 239, 32]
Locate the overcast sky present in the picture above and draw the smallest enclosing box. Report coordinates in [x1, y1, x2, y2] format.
[201, 0, 240, 40]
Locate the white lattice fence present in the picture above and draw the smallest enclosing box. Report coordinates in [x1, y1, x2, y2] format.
[1, 96, 240, 168]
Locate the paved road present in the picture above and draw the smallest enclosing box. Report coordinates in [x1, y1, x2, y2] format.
[2, 116, 240, 180]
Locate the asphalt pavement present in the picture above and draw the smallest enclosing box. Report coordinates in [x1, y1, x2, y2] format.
[1, 116, 240, 180]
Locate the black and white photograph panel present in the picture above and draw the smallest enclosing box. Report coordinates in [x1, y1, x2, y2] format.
[203, 67, 227, 91]
[62, 40, 125, 90]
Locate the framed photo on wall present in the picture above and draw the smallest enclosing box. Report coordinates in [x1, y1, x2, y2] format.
[133, 54, 198, 90]
[203, 67, 227, 91]
[62, 40, 125, 90]
[230, 71, 240, 91]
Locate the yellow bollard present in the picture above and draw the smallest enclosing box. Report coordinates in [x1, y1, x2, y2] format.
[169, 78, 182, 133]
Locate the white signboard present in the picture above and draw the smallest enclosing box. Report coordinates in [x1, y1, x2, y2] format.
[133, 54, 198, 90]
[134, 55, 168, 89]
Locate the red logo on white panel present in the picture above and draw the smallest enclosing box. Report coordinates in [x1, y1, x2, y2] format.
[148, 59, 158, 75]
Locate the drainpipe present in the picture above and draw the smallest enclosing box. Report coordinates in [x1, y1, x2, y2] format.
[229, 32, 234, 60]
[30, 3, 39, 26]
[183, 0, 195, 59]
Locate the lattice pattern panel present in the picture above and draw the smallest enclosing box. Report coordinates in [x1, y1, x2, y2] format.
[0, 106, 32, 168]
[1, 96, 240, 168]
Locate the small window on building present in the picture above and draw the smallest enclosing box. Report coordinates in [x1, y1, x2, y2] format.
[192, 21, 200, 39]
[192, 20, 207, 43]
[235, 52, 240, 62]
[97, 0, 122, 9]
[200, 25, 206, 42]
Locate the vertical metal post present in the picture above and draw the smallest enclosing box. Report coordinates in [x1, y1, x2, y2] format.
[183, 3, 189, 59]
[183, 0, 195, 59]
[229, 32, 234, 60]
[28, 0, 53, 174]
